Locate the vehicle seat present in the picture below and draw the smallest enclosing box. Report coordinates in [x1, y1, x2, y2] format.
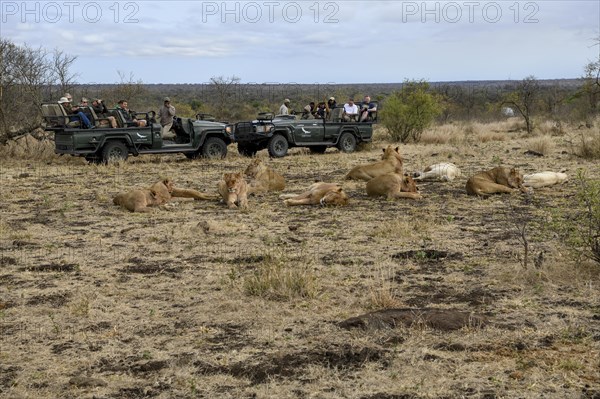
[41, 103, 70, 128]
[329, 107, 344, 122]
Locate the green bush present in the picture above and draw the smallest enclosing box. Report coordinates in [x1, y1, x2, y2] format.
[382, 80, 441, 143]
[550, 170, 600, 265]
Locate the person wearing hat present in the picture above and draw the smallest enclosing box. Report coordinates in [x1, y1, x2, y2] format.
[58, 97, 93, 129]
[158, 97, 176, 137]
[279, 99, 290, 115]
[327, 96, 337, 110]
[301, 104, 315, 120]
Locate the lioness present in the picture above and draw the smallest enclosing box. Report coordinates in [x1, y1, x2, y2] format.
[366, 173, 422, 200]
[345, 145, 403, 181]
[113, 178, 217, 213]
[279, 182, 349, 206]
[413, 162, 461, 182]
[218, 172, 249, 209]
[244, 159, 286, 194]
[466, 166, 527, 196]
[523, 171, 568, 188]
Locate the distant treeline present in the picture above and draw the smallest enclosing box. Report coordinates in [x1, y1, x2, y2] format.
[63, 78, 589, 124]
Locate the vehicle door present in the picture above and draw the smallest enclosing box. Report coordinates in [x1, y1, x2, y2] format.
[291, 119, 324, 143]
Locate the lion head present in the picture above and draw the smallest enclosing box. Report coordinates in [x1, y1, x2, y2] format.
[507, 168, 525, 190]
[320, 187, 349, 206]
[161, 178, 175, 193]
[223, 172, 245, 193]
[244, 159, 264, 179]
[401, 174, 418, 193]
[381, 145, 403, 165]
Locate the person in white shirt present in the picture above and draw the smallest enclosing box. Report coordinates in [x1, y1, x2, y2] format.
[279, 99, 291, 115]
[343, 98, 358, 121]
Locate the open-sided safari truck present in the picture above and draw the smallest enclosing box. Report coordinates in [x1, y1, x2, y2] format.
[44, 103, 231, 163]
[226, 101, 377, 158]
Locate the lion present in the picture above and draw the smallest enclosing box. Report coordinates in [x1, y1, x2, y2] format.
[279, 182, 349, 206]
[523, 171, 568, 188]
[345, 145, 403, 181]
[113, 178, 217, 213]
[465, 166, 527, 196]
[243, 159, 286, 194]
[366, 173, 422, 200]
[218, 172, 249, 209]
[413, 162, 461, 182]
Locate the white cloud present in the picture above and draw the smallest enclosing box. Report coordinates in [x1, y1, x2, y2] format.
[1, 0, 598, 83]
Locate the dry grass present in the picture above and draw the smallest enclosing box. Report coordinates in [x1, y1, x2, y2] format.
[573, 128, 600, 159]
[526, 135, 555, 156]
[1, 121, 599, 398]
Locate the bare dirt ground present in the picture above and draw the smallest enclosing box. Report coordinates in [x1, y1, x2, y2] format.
[1, 125, 599, 399]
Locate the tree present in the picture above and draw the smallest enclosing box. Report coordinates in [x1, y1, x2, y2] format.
[576, 36, 600, 124]
[503, 75, 539, 134]
[208, 75, 241, 121]
[382, 80, 441, 143]
[0, 39, 57, 142]
[51, 49, 78, 98]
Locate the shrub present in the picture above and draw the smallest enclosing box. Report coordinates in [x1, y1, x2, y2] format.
[526, 135, 555, 156]
[382, 80, 441, 143]
[550, 170, 600, 265]
[574, 129, 600, 159]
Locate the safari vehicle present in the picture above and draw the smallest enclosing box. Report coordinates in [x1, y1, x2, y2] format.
[227, 104, 376, 158]
[43, 103, 231, 163]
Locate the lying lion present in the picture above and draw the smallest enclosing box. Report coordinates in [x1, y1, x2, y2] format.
[218, 172, 249, 209]
[366, 173, 422, 200]
[279, 182, 349, 206]
[413, 162, 461, 182]
[523, 171, 568, 188]
[113, 178, 217, 212]
[466, 166, 527, 196]
[244, 159, 286, 194]
[345, 145, 403, 181]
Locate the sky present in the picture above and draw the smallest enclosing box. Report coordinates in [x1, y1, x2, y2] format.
[1, 0, 599, 84]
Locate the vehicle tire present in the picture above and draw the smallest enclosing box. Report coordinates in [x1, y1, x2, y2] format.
[267, 134, 288, 158]
[337, 132, 357, 153]
[201, 137, 228, 159]
[101, 141, 129, 163]
[309, 145, 327, 154]
[238, 143, 258, 157]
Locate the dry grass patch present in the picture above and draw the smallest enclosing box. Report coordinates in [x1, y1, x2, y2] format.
[241, 250, 319, 301]
[526, 135, 555, 156]
[572, 129, 600, 159]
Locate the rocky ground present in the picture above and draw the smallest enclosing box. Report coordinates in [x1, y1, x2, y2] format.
[0, 126, 599, 398]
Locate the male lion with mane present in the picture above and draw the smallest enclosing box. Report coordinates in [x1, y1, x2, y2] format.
[366, 173, 422, 200]
[113, 178, 217, 212]
[279, 182, 348, 206]
[218, 172, 249, 209]
[244, 159, 286, 194]
[466, 166, 527, 196]
[345, 145, 403, 181]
